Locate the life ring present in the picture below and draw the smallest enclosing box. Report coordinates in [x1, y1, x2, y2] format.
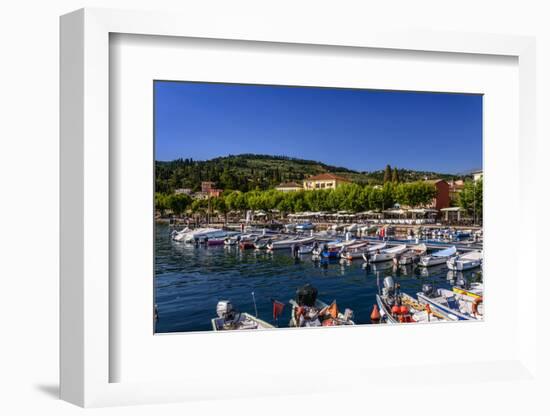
[472, 297, 483, 316]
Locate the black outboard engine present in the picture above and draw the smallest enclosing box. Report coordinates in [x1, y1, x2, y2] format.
[296, 284, 318, 307]
[422, 283, 435, 297]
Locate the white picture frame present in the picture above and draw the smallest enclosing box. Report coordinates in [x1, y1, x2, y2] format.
[60, 7, 538, 408]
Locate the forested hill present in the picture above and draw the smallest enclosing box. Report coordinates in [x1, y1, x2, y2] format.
[155, 154, 458, 193]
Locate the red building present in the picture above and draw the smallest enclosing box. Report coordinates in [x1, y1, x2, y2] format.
[201, 181, 223, 198]
[426, 179, 450, 210]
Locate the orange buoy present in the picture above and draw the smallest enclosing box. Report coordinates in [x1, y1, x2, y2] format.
[370, 304, 381, 323]
[399, 305, 409, 315]
[391, 305, 400, 315]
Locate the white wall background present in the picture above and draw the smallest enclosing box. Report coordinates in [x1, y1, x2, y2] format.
[1, 1, 548, 414]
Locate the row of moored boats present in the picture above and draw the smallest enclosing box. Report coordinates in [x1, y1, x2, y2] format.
[171, 227, 482, 271]
[212, 277, 484, 331]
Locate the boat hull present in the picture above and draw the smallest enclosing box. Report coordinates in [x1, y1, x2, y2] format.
[211, 312, 274, 331]
[416, 292, 472, 321]
[418, 256, 449, 267]
[446, 258, 482, 271]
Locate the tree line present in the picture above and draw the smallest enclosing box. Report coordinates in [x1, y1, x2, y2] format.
[155, 155, 456, 194]
[155, 181, 439, 217]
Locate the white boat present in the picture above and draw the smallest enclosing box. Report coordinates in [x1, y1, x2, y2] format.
[369, 244, 408, 263]
[446, 250, 483, 271]
[314, 239, 357, 257]
[170, 227, 192, 241]
[417, 284, 482, 321]
[342, 242, 386, 260]
[295, 222, 315, 231]
[393, 243, 427, 265]
[191, 229, 228, 244]
[375, 277, 454, 324]
[267, 236, 315, 250]
[418, 246, 457, 267]
[172, 227, 218, 243]
[211, 301, 274, 331]
[284, 223, 297, 232]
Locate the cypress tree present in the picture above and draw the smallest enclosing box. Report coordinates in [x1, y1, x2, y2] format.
[392, 167, 400, 183]
[383, 164, 392, 183]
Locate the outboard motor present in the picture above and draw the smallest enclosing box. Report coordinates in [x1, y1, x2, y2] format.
[383, 276, 395, 291]
[216, 300, 236, 321]
[296, 284, 318, 307]
[422, 283, 435, 297]
[382, 276, 396, 298]
[456, 275, 468, 289]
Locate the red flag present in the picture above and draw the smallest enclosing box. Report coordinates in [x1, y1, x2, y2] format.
[272, 300, 285, 320]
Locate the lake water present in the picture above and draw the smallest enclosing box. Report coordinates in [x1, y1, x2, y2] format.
[154, 223, 482, 333]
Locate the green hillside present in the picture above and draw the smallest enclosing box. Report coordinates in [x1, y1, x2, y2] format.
[155, 154, 458, 193]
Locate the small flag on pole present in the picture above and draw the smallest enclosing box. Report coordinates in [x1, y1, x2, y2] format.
[272, 300, 285, 321]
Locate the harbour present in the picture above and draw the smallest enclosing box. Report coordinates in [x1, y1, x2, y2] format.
[155, 221, 483, 333]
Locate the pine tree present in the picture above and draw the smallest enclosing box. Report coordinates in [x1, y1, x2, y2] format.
[383, 164, 392, 183]
[392, 167, 400, 183]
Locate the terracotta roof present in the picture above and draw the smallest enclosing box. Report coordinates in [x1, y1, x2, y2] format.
[305, 173, 351, 182]
[276, 182, 302, 188]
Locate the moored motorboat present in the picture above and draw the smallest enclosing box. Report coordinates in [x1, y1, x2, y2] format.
[418, 246, 457, 267]
[288, 284, 354, 327]
[446, 250, 483, 271]
[295, 222, 315, 231]
[211, 300, 274, 331]
[267, 236, 315, 250]
[170, 227, 190, 241]
[375, 276, 453, 324]
[393, 243, 427, 265]
[369, 244, 408, 263]
[342, 242, 386, 260]
[416, 284, 483, 321]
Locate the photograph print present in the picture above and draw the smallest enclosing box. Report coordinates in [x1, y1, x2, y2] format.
[154, 81, 483, 333]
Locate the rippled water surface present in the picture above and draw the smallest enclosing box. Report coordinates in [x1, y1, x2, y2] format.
[155, 224, 482, 333]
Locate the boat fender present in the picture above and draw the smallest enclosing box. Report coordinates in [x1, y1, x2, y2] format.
[472, 297, 483, 316]
[370, 304, 381, 323]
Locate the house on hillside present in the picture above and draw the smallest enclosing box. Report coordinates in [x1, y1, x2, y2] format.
[200, 181, 223, 197]
[303, 173, 351, 191]
[275, 182, 303, 192]
[472, 170, 483, 181]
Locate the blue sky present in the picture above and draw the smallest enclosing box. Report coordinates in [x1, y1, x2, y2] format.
[154, 81, 482, 174]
